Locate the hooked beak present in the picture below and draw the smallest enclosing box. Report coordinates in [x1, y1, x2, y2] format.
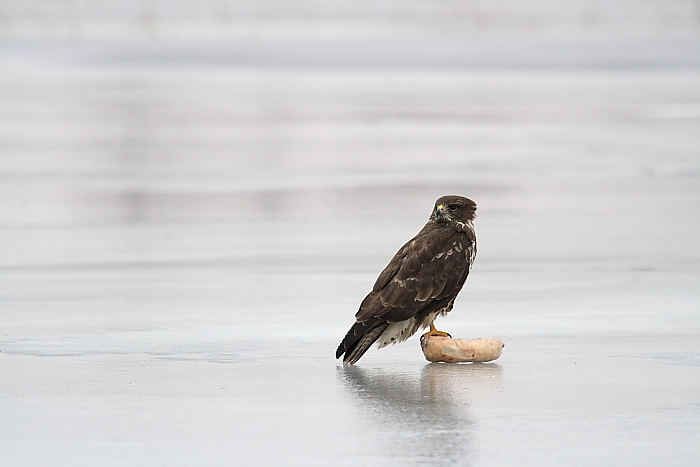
[435, 204, 447, 219]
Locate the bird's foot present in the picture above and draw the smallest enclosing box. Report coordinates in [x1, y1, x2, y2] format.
[420, 322, 452, 342]
[421, 330, 452, 340]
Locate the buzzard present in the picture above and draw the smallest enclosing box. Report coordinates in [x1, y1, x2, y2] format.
[336, 195, 477, 364]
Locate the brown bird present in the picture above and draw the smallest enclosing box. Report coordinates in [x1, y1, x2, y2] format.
[336, 195, 477, 364]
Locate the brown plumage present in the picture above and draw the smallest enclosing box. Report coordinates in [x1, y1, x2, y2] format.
[336, 195, 477, 364]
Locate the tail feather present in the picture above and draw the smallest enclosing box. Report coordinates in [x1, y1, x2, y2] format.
[336, 321, 388, 364]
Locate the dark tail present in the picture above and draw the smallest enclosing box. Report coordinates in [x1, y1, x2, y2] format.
[336, 321, 388, 365]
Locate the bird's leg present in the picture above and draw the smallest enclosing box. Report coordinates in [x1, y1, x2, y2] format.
[421, 322, 452, 340]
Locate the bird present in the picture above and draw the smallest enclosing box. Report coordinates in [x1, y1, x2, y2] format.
[336, 195, 477, 364]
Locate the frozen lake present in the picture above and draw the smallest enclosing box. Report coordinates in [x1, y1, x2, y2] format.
[1, 34, 699, 466]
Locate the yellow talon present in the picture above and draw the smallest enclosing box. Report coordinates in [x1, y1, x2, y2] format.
[421, 322, 452, 341]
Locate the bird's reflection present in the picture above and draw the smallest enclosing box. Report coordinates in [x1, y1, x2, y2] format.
[338, 363, 502, 466]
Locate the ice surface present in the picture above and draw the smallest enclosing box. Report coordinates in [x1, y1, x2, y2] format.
[1, 17, 700, 467]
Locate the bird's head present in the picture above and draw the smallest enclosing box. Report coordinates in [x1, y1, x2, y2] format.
[432, 195, 477, 224]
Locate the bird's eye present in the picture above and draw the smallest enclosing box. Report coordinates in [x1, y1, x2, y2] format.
[447, 204, 459, 211]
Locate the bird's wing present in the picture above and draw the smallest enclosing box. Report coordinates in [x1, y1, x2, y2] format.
[354, 228, 472, 324]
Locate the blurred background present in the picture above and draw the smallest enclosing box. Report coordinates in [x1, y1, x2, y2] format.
[1, 0, 698, 260]
[1, 2, 699, 466]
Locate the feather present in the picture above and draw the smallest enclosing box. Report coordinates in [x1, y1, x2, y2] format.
[340, 322, 389, 364]
[336, 195, 477, 364]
